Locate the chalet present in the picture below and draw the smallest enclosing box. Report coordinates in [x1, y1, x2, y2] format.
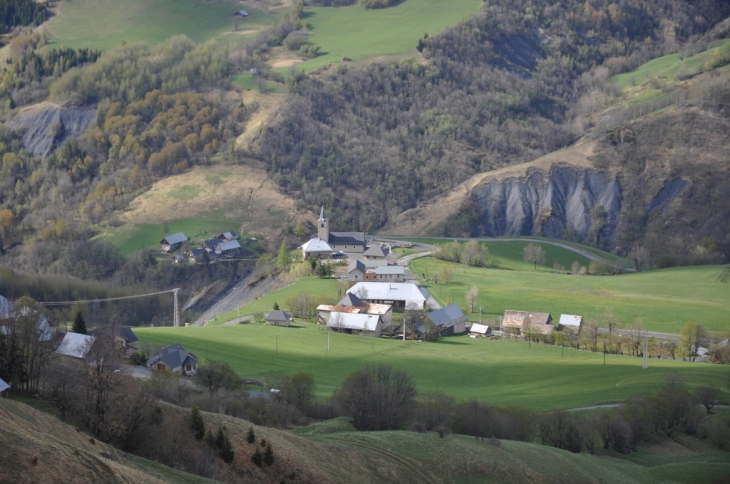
[189, 247, 207, 262]
[56, 332, 95, 359]
[327, 312, 382, 338]
[347, 282, 430, 312]
[160, 232, 188, 252]
[218, 231, 239, 242]
[147, 343, 198, 376]
[363, 245, 389, 260]
[172, 254, 185, 264]
[265, 310, 291, 327]
[215, 239, 241, 256]
[558, 314, 582, 332]
[424, 304, 467, 335]
[501, 310, 553, 336]
[0, 377, 8, 393]
[469, 323, 491, 338]
[347, 260, 367, 282]
[316, 207, 365, 254]
[233, 9, 249, 17]
[202, 238, 223, 253]
[374, 265, 405, 282]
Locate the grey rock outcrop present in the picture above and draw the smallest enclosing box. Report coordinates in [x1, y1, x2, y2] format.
[6, 103, 97, 158]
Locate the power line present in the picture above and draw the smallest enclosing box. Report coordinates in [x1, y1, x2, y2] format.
[35, 289, 177, 306]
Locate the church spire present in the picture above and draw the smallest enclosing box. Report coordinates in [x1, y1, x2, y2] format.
[318, 206, 327, 222]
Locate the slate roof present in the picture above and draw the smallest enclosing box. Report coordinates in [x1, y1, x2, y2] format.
[302, 237, 333, 253]
[337, 293, 364, 307]
[426, 304, 466, 327]
[119, 327, 138, 344]
[217, 240, 241, 252]
[347, 282, 430, 306]
[559, 314, 582, 328]
[160, 232, 188, 245]
[147, 343, 197, 370]
[0, 377, 8, 392]
[470, 323, 490, 335]
[329, 231, 365, 246]
[375, 265, 404, 276]
[189, 248, 206, 258]
[363, 260, 389, 269]
[265, 310, 290, 323]
[363, 246, 389, 258]
[348, 260, 366, 273]
[327, 312, 381, 332]
[203, 238, 223, 251]
[219, 231, 238, 241]
[56, 332, 95, 359]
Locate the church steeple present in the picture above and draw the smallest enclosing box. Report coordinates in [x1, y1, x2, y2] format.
[317, 206, 329, 240]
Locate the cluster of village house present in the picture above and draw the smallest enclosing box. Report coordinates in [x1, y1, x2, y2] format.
[160, 231, 242, 264]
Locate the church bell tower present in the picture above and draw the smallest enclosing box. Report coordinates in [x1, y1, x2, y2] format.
[317, 206, 329, 241]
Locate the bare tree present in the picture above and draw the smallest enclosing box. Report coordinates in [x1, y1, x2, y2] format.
[570, 260, 580, 275]
[522, 244, 547, 270]
[194, 360, 241, 394]
[440, 265, 453, 284]
[465, 286, 479, 313]
[696, 386, 720, 414]
[628, 246, 650, 271]
[585, 317, 600, 352]
[605, 308, 618, 350]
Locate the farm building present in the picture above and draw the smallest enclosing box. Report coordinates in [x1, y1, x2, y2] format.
[363, 245, 389, 260]
[373, 265, 405, 282]
[56, 332, 95, 359]
[218, 231, 238, 241]
[215, 240, 241, 256]
[501, 310, 554, 336]
[317, 207, 365, 253]
[189, 247, 206, 262]
[265, 310, 291, 327]
[160, 232, 188, 252]
[147, 343, 198, 376]
[172, 254, 185, 263]
[317, 300, 393, 327]
[202, 237, 222, 253]
[347, 282, 430, 312]
[469, 323, 491, 337]
[327, 312, 382, 338]
[424, 304, 467, 335]
[559, 314, 582, 332]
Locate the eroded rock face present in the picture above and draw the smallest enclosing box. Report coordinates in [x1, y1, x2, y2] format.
[5, 103, 97, 158]
[470, 166, 686, 250]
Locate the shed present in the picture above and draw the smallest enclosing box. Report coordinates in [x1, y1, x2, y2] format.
[218, 231, 239, 241]
[469, 323, 491, 338]
[265, 310, 291, 327]
[559, 314, 582, 332]
[173, 254, 185, 263]
[425, 304, 467, 335]
[216, 240, 241, 255]
[502, 310, 553, 335]
[160, 232, 188, 252]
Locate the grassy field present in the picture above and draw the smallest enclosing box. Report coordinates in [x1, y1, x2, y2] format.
[411, 257, 730, 334]
[297, 0, 482, 72]
[134, 323, 729, 410]
[46, 0, 277, 50]
[213, 276, 342, 323]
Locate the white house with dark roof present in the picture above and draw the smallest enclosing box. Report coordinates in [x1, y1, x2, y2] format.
[327, 312, 382, 338]
[265, 310, 291, 327]
[347, 260, 367, 281]
[147, 343, 198, 376]
[363, 245, 389, 260]
[160, 232, 188, 252]
[347, 282, 429, 312]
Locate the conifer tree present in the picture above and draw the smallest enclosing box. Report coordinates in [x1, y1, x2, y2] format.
[263, 442, 274, 466]
[252, 447, 263, 467]
[246, 426, 256, 444]
[220, 434, 235, 463]
[190, 406, 205, 440]
[72, 311, 87, 334]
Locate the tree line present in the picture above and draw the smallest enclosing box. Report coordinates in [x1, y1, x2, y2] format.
[0, 0, 46, 32]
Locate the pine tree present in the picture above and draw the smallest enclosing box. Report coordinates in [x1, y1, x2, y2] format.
[215, 427, 226, 449]
[219, 434, 235, 463]
[252, 447, 263, 467]
[273, 302, 280, 311]
[263, 443, 274, 466]
[189, 406, 205, 440]
[72, 311, 87, 334]
[246, 426, 256, 444]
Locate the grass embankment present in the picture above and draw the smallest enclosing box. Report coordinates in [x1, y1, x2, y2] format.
[46, 0, 276, 49]
[134, 323, 729, 410]
[296, 0, 482, 72]
[411, 257, 730, 334]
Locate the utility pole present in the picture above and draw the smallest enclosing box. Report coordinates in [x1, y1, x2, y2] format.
[328, 331, 330, 352]
[173, 288, 180, 327]
[479, 306, 482, 324]
[642, 333, 649, 369]
[276, 335, 278, 355]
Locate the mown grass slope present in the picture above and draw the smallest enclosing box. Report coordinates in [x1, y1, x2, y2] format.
[46, 0, 276, 49]
[134, 323, 729, 410]
[410, 256, 730, 334]
[298, 0, 482, 71]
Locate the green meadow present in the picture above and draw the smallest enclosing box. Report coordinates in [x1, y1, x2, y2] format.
[411, 257, 730, 334]
[134, 323, 729, 410]
[297, 0, 483, 72]
[46, 0, 276, 50]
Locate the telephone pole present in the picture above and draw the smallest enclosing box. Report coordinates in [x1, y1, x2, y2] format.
[173, 288, 180, 327]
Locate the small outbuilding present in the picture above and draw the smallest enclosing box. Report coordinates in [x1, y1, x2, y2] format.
[501, 310, 553, 336]
[218, 231, 239, 241]
[469, 323, 491, 338]
[559, 314, 582, 332]
[233, 9, 249, 17]
[160, 232, 188, 252]
[265, 310, 291, 327]
[56, 332, 95, 359]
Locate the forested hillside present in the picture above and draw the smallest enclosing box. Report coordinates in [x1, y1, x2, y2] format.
[255, 0, 729, 234]
[0, 0, 46, 32]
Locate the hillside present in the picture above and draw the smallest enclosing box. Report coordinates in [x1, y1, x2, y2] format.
[5, 397, 730, 484]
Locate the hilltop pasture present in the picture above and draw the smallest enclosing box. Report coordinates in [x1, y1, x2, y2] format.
[134, 323, 729, 410]
[46, 0, 276, 50]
